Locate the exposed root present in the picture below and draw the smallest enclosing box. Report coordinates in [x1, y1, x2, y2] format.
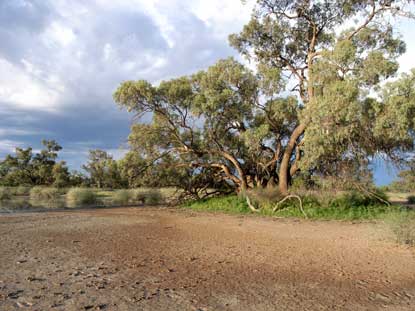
[273, 195, 307, 219]
[245, 195, 261, 213]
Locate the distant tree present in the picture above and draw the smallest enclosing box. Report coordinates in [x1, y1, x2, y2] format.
[82, 150, 124, 188]
[0, 147, 35, 186]
[52, 161, 71, 188]
[69, 170, 90, 187]
[32, 140, 63, 185]
[0, 140, 70, 187]
[389, 158, 415, 192]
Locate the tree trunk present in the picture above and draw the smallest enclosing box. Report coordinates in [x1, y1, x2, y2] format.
[278, 124, 306, 194]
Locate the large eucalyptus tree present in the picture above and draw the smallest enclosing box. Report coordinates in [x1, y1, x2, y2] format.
[115, 0, 415, 194]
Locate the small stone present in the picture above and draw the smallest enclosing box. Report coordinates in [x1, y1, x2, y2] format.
[16, 260, 27, 264]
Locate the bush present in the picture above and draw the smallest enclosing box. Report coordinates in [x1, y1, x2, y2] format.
[328, 190, 389, 209]
[0, 187, 12, 201]
[131, 189, 163, 205]
[387, 212, 415, 246]
[407, 195, 415, 204]
[112, 189, 134, 205]
[30, 187, 61, 201]
[15, 186, 31, 196]
[66, 188, 97, 207]
[145, 189, 163, 204]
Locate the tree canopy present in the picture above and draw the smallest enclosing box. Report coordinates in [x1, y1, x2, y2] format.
[114, 0, 415, 195]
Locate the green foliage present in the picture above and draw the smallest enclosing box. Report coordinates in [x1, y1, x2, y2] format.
[82, 150, 124, 189]
[0, 140, 73, 188]
[114, 1, 415, 194]
[29, 187, 61, 201]
[0, 187, 12, 201]
[66, 188, 98, 207]
[388, 158, 415, 193]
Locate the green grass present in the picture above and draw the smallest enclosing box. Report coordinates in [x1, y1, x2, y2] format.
[183, 195, 251, 214]
[183, 194, 407, 221]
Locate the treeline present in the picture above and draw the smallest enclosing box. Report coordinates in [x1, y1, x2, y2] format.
[0, 140, 128, 189]
[0, 140, 221, 199]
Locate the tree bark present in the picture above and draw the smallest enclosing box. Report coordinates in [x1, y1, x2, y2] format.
[278, 123, 306, 194]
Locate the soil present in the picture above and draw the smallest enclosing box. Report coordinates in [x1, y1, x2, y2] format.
[0, 207, 414, 311]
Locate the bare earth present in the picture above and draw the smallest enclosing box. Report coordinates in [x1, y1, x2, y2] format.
[0, 207, 414, 311]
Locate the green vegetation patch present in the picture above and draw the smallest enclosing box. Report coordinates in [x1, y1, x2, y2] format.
[66, 188, 98, 207]
[29, 187, 61, 201]
[183, 192, 405, 221]
[0, 187, 12, 201]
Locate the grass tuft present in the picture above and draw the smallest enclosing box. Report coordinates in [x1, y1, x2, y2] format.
[29, 187, 61, 201]
[66, 188, 98, 207]
[386, 211, 415, 246]
[0, 187, 12, 201]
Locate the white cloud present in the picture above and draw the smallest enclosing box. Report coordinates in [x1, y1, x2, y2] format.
[0, 58, 62, 112]
[0, 139, 23, 153]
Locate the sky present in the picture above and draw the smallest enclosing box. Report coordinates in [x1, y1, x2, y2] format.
[0, 0, 414, 185]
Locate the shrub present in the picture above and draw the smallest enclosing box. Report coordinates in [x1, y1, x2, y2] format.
[328, 190, 389, 209]
[145, 189, 163, 204]
[407, 195, 415, 204]
[30, 187, 61, 201]
[0, 187, 11, 201]
[66, 188, 97, 207]
[15, 186, 31, 196]
[112, 189, 133, 205]
[387, 212, 415, 246]
[130, 189, 164, 205]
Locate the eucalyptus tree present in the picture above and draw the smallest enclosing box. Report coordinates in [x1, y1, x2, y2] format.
[229, 0, 415, 193]
[0, 140, 69, 186]
[82, 149, 124, 189]
[115, 0, 415, 194]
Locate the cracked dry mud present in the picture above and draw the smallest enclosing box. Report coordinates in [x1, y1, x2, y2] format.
[0, 207, 414, 310]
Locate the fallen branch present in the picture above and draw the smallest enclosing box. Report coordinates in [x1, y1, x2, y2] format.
[353, 183, 391, 206]
[273, 195, 307, 219]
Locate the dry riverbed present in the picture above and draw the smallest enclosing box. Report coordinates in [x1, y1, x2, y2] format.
[0, 207, 414, 310]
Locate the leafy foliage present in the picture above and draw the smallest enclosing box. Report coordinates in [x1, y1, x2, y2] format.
[115, 1, 415, 194]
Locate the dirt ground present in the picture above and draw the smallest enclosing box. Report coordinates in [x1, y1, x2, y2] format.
[0, 207, 414, 311]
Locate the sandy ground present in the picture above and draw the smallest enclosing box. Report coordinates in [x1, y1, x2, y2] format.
[0, 207, 414, 311]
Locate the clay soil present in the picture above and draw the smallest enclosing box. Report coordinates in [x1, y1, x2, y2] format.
[0, 207, 414, 311]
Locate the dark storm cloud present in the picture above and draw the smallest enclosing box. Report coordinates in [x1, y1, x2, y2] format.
[0, 0, 55, 62]
[0, 0, 241, 169]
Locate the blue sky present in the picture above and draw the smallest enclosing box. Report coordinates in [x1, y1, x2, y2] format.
[0, 0, 414, 185]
